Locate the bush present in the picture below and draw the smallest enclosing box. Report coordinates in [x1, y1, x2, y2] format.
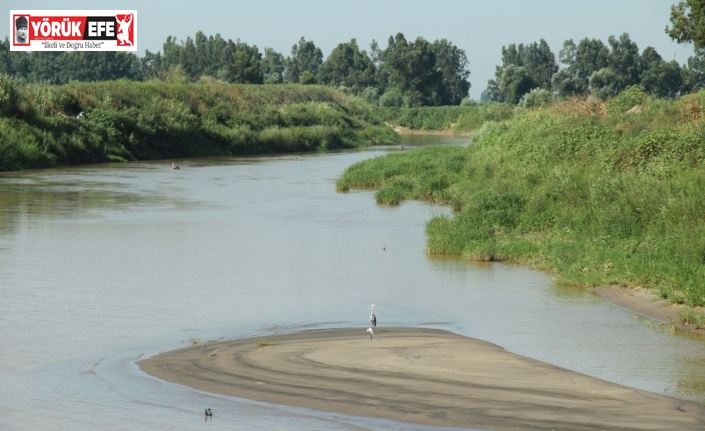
[607, 85, 648, 114]
[0, 75, 19, 116]
[379, 88, 404, 107]
[518, 88, 554, 109]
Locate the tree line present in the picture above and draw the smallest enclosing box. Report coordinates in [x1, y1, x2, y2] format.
[483, 33, 705, 104]
[1, 0, 704, 107]
[0, 32, 470, 108]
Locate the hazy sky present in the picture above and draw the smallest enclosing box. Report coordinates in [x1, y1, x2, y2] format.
[3, 0, 695, 99]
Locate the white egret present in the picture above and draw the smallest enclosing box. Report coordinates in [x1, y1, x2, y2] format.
[367, 327, 374, 339]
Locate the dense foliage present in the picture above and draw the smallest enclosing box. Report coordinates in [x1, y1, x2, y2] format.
[377, 103, 514, 132]
[0, 78, 398, 171]
[6, 14, 705, 108]
[666, 0, 705, 49]
[338, 89, 705, 326]
[485, 33, 705, 103]
[0, 31, 470, 108]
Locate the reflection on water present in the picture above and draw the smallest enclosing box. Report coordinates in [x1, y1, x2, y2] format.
[0, 135, 704, 430]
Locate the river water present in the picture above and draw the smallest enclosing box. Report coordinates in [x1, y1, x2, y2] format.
[1, 135, 704, 431]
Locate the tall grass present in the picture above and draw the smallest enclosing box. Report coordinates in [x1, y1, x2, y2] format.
[339, 91, 705, 324]
[379, 103, 514, 132]
[0, 78, 398, 171]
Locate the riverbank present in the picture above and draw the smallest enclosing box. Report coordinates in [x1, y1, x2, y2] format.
[391, 124, 470, 136]
[339, 94, 705, 327]
[0, 81, 398, 171]
[139, 327, 705, 431]
[591, 285, 705, 336]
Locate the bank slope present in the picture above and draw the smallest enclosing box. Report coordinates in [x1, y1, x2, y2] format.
[0, 78, 398, 171]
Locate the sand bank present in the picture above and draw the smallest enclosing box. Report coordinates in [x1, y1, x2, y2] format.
[139, 327, 705, 431]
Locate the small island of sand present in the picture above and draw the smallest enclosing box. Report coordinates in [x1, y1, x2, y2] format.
[139, 327, 705, 431]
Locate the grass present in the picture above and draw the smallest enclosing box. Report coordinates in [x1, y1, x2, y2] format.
[255, 339, 277, 347]
[339, 90, 705, 327]
[379, 103, 514, 133]
[0, 78, 399, 171]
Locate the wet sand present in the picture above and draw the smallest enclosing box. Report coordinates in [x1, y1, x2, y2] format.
[591, 285, 705, 336]
[139, 327, 705, 431]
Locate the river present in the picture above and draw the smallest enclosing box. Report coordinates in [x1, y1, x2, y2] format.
[1, 135, 704, 431]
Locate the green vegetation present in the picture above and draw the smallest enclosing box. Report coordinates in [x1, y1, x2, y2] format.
[255, 339, 276, 347]
[0, 78, 398, 171]
[4, 13, 705, 108]
[666, 1, 705, 50]
[377, 103, 514, 132]
[338, 89, 705, 327]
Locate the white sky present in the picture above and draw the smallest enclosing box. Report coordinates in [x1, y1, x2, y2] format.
[3, 0, 695, 99]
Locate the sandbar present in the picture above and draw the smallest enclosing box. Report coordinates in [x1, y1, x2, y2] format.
[139, 327, 705, 430]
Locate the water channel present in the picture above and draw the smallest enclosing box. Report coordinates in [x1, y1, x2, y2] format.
[1, 135, 704, 431]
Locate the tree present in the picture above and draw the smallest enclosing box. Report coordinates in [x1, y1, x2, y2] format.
[551, 68, 582, 96]
[318, 38, 376, 93]
[432, 39, 471, 104]
[498, 65, 533, 104]
[486, 39, 557, 103]
[230, 41, 262, 84]
[181, 36, 199, 79]
[607, 33, 642, 91]
[682, 48, 705, 91]
[666, 0, 705, 49]
[141, 49, 162, 80]
[384, 33, 442, 106]
[29, 51, 64, 84]
[553, 38, 611, 97]
[589, 67, 620, 99]
[522, 39, 557, 89]
[558, 39, 577, 67]
[481, 79, 500, 102]
[369, 39, 389, 91]
[284, 37, 323, 84]
[60, 52, 142, 82]
[639, 46, 684, 98]
[0, 38, 30, 78]
[261, 47, 284, 84]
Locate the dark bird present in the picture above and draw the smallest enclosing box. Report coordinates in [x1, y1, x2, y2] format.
[205, 408, 213, 421]
[370, 304, 377, 327]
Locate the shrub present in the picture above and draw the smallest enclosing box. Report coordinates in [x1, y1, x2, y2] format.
[379, 88, 404, 107]
[0, 75, 19, 116]
[518, 88, 554, 109]
[607, 85, 648, 114]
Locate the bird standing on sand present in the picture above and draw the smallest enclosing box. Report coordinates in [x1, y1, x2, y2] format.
[370, 304, 377, 327]
[367, 327, 374, 339]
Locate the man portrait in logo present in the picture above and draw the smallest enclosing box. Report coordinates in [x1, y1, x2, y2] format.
[15, 16, 29, 45]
